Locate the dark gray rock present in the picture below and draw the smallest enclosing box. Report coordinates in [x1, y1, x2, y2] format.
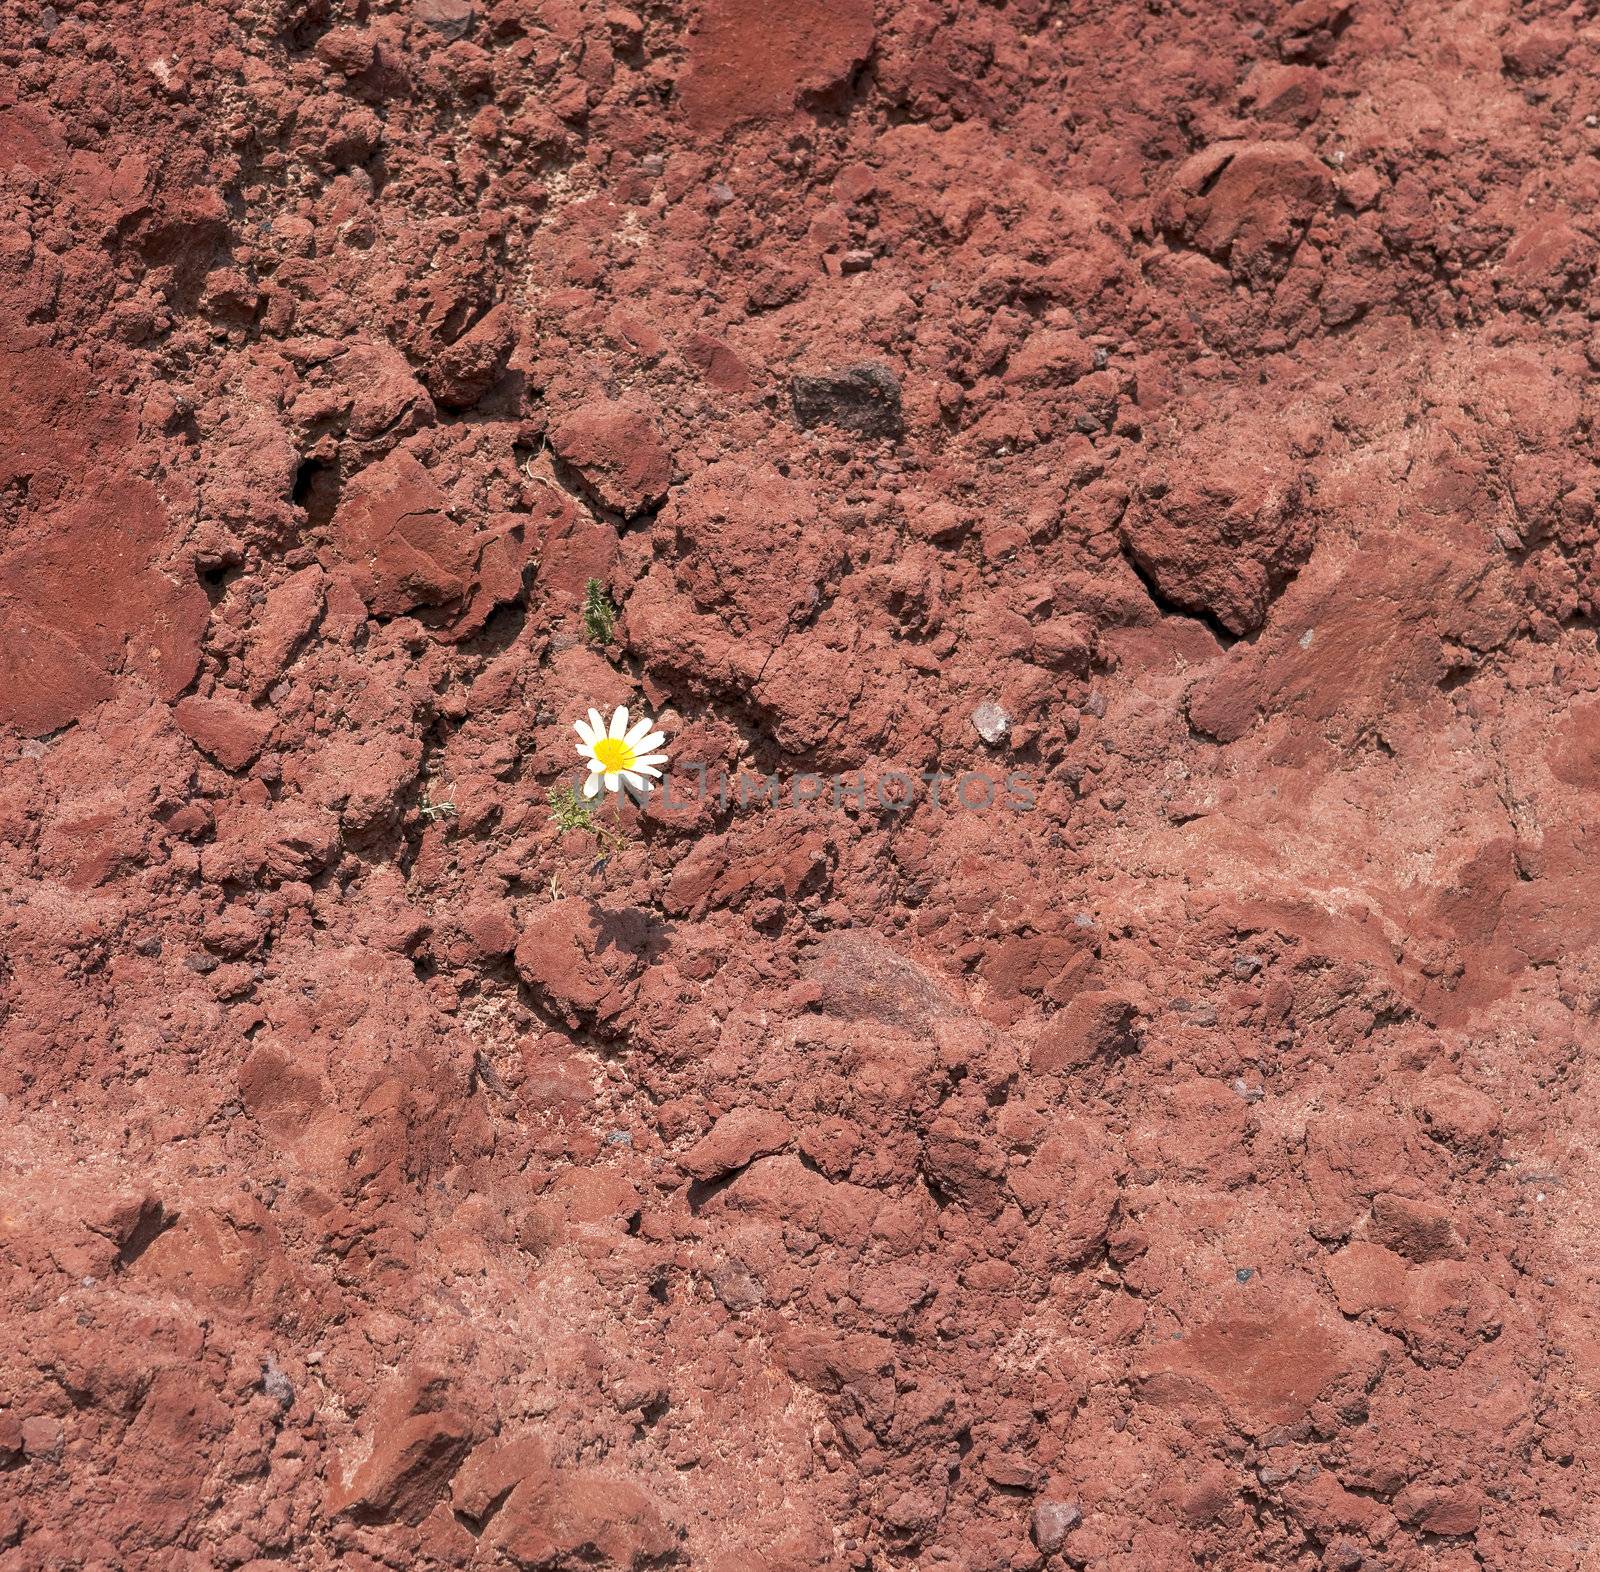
[791, 362, 903, 438]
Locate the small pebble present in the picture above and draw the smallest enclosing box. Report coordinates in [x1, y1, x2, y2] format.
[970, 701, 1011, 745]
[1031, 1499, 1082, 1553]
[261, 1356, 294, 1411]
[1236, 1267, 1255, 1283]
[20, 1417, 63, 1459]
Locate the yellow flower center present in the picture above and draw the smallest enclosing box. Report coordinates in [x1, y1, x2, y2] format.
[593, 736, 636, 772]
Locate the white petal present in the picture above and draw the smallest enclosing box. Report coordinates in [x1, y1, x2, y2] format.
[585, 756, 604, 772]
[634, 763, 663, 779]
[609, 706, 629, 739]
[621, 770, 645, 790]
[577, 740, 598, 762]
[587, 707, 607, 740]
[635, 751, 669, 768]
[633, 730, 667, 754]
[575, 717, 597, 745]
[603, 771, 621, 792]
[623, 715, 655, 747]
[581, 771, 602, 798]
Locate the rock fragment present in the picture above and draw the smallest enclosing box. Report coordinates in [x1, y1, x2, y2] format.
[1122, 446, 1315, 635]
[414, 0, 475, 39]
[678, 1108, 792, 1181]
[1152, 139, 1333, 283]
[423, 304, 515, 411]
[513, 898, 654, 1027]
[791, 362, 903, 438]
[970, 701, 1011, 745]
[327, 1372, 473, 1527]
[1032, 1499, 1082, 1552]
[1033, 992, 1140, 1071]
[173, 694, 273, 770]
[326, 447, 473, 617]
[678, 0, 874, 131]
[549, 399, 672, 517]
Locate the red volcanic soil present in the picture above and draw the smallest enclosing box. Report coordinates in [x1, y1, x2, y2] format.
[3, 1, 1600, 1569]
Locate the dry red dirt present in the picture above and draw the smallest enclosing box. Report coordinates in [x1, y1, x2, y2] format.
[2, 0, 1599, 1568]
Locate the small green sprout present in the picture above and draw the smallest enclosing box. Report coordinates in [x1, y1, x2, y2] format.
[582, 578, 617, 645]
[549, 784, 599, 834]
[548, 784, 627, 853]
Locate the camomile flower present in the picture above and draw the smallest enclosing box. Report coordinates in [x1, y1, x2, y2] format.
[574, 705, 669, 798]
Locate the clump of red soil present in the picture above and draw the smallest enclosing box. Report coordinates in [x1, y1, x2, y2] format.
[3, 1, 1599, 1568]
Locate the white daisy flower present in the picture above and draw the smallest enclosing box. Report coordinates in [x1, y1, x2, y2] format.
[574, 705, 669, 799]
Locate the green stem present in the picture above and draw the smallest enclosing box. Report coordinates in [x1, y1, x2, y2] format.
[597, 792, 628, 854]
